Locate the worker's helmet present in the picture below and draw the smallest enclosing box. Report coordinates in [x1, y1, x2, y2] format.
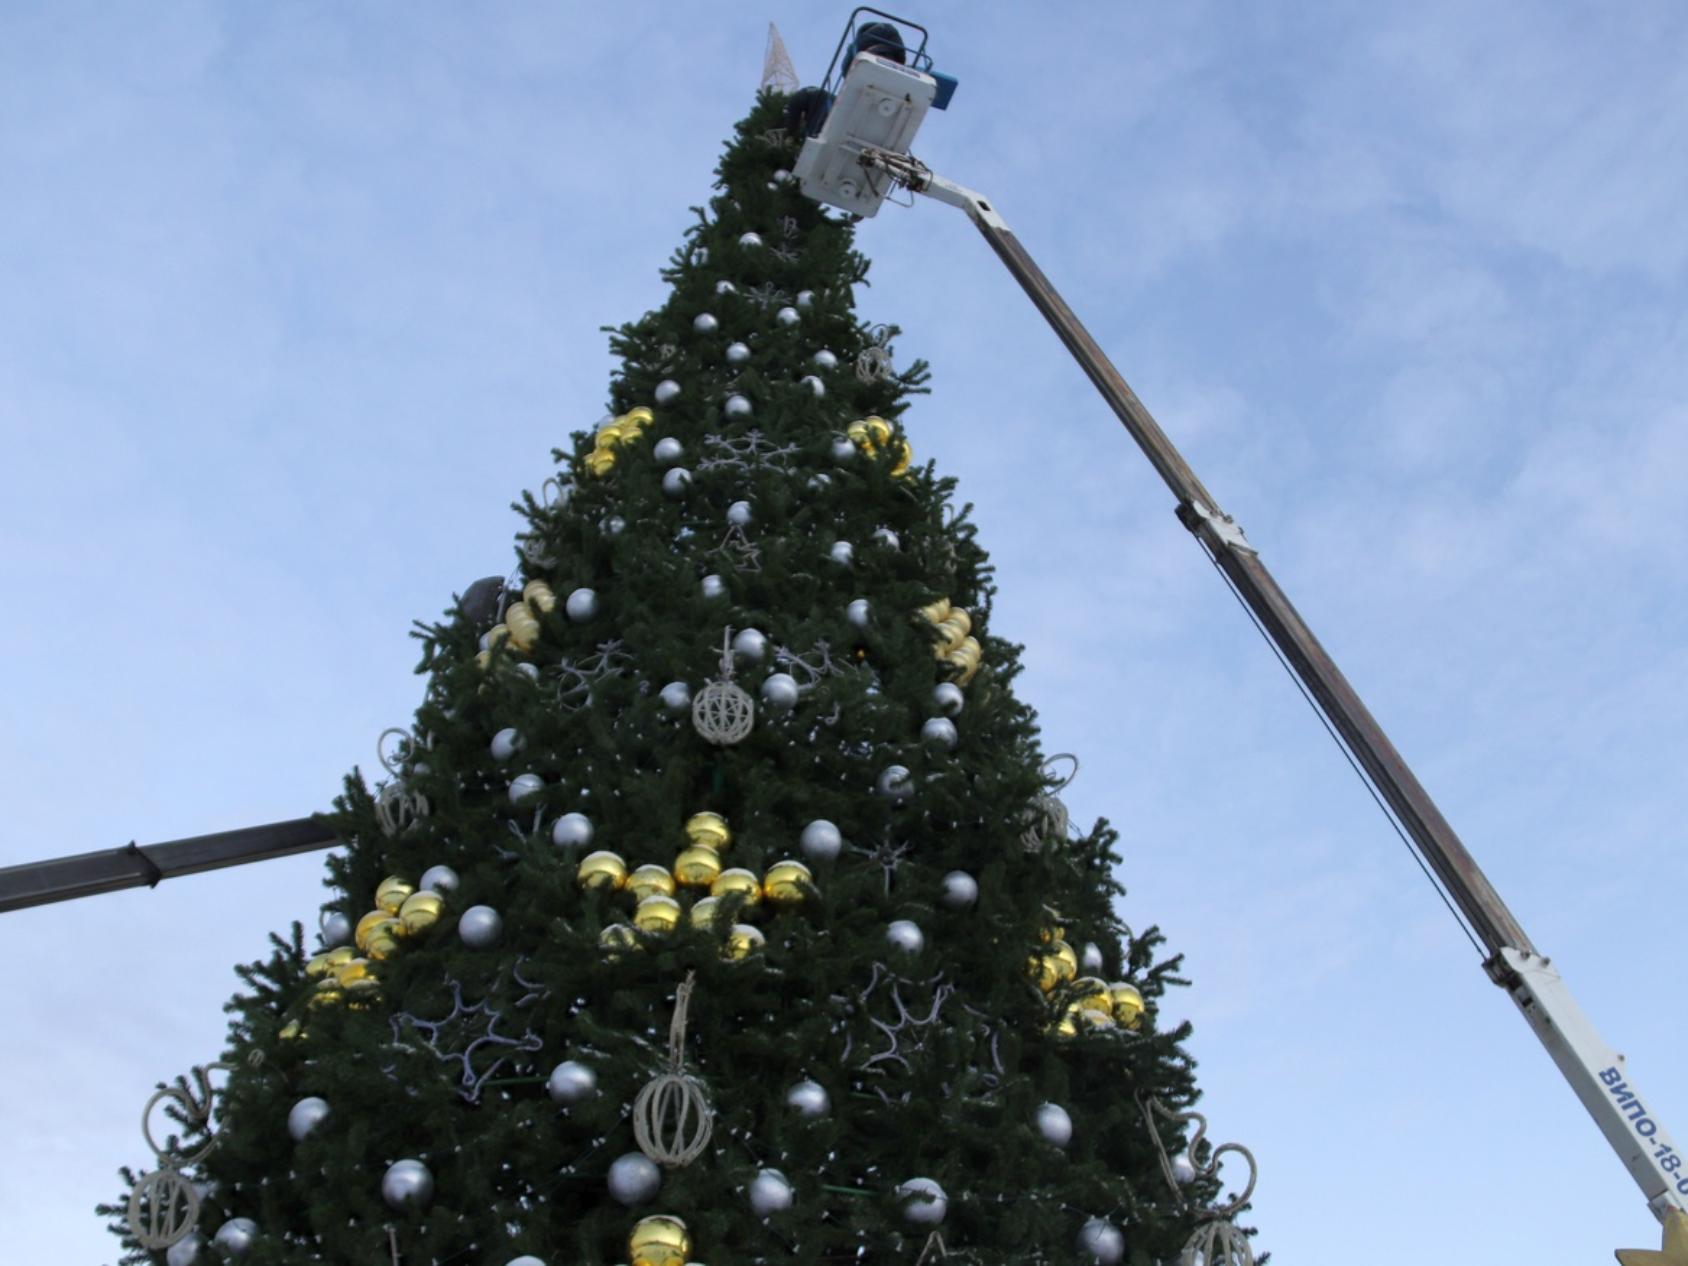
[852, 21, 907, 65]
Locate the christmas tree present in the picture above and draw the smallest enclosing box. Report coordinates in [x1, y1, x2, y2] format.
[105, 91, 1247, 1266]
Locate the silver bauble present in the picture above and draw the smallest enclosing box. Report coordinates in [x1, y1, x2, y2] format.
[653, 436, 684, 464]
[318, 910, 353, 949]
[660, 681, 692, 713]
[932, 681, 965, 717]
[1035, 1102, 1073, 1148]
[723, 393, 753, 419]
[1078, 1219, 1126, 1265]
[800, 374, 825, 397]
[654, 379, 681, 406]
[515, 661, 540, 682]
[921, 717, 959, 752]
[166, 1232, 204, 1266]
[661, 468, 692, 499]
[213, 1217, 258, 1256]
[776, 305, 800, 327]
[1080, 941, 1106, 974]
[739, 231, 763, 249]
[551, 812, 594, 849]
[808, 472, 832, 491]
[605, 515, 627, 535]
[845, 598, 871, 629]
[457, 905, 503, 949]
[546, 1059, 597, 1105]
[895, 1177, 947, 1226]
[831, 435, 857, 463]
[287, 1096, 331, 1142]
[420, 864, 460, 894]
[507, 1258, 546, 1266]
[813, 348, 838, 370]
[381, 1159, 435, 1210]
[732, 627, 768, 663]
[715, 279, 736, 295]
[796, 289, 815, 308]
[760, 672, 800, 711]
[774, 168, 792, 183]
[748, 1168, 794, 1216]
[828, 540, 853, 566]
[701, 574, 727, 600]
[873, 527, 901, 549]
[695, 246, 710, 264]
[876, 764, 913, 801]
[785, 1079, 831, 1117]
[490, 727, 523, 761]
[1172, 1153, 1198, 1185]
[726, 499, 753, 526]
[565, 587, 599, 623]
[886, 919, 924, 954]
[939, 870, 978, 910]
[508, 772, 545, 804]
[725, 341, 751, 365]
[799, 819, 842, 862]
[607, 1152, 662, 1206]
[692, 312, 718, 335]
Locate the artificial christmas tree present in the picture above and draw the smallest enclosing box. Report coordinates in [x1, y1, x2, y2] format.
[104, 91, 1253, 1266]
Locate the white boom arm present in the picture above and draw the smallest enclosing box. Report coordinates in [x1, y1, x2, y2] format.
[841, 143, 1688, 1222]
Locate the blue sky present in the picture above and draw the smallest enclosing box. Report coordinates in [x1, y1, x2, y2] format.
[2, 4, 1685, 1262]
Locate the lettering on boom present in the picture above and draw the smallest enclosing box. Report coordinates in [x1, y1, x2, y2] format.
[1600, 1067, 1659, 1139]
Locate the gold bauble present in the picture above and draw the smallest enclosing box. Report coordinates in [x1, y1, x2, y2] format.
[723, 923, 766, 961]
[684, 811, 731, 852]
[505, 602, 540, 651]
[375, 876, 415, 914]
[305, 946, 355, 977]
[917, 596, 952, 625]
[474, 649, 491, 670]
[355, 909, 392, 950]
[523, 578, 556, 612]
[689, 896, 723, 928]
[279, 1019, 303, 1041]
[577, 850, 629, 891]
[308, 979, 343, 1009]
[364, 922, 402, 961]
[1039, 912, 1065, 943]
[847, 415, 892, 454]
[334, 957, 375, 987]
[398, 890, 444, 935]
[600, 923, 640, 953]
[628, 1215, 691, 1266]
[762, 858, 813, 904]
[889, 439, 913, 478]
[633, 894, 683, 934]
[627, 863, 678, 902]
[485, 623, 510, 649]
[1070, 976, 1113, 1013]
[618, 406, 654, 437]
[585, 448, 617, 477]
[594, 420, 625, 447]
[673, 845, 722, 888]
[1029, 940, 1079, 992]
[1108, 981, 1145, 1030]
[710, 867, 762, 908]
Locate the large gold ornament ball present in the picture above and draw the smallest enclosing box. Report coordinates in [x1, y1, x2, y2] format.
[723, 923, 766, 961]
[375, 876, 415, 914]
[689, 896, 723, 928]
[762, 858, 813, 904]
[673, 845, 722, 887]
[398, 890, 445, 935]
[577, 850, 629, 891]
[619, 406, 654, 434]
[684, 811, 731, 852]
[918, 596, 952, 625]
[308, 980, 343, 1009]
[1108, 981, 1145, 1029]
[710, 868, 762, 908]
[305, 946, 355, 977]
[628, 1215, 691, 1266]
[1039, 909, 1065, 943]
[627, 864, 678, 902]
[364, 920, 403, 961]
[355, 910, 392, 951]
[600, 923, 640, 954]
[1029, 940, 1079, 992]
[1070, 976, 1113, 1013]
[334, 957, 376, 988]
[633, 895, 683, 935]
[523, 578, 557, 612]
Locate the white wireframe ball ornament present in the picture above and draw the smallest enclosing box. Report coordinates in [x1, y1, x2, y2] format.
[691, 629, 755, 747]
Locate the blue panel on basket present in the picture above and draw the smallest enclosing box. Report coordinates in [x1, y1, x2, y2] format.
[932, 72, 958, 111]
